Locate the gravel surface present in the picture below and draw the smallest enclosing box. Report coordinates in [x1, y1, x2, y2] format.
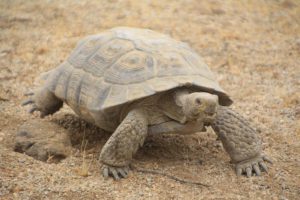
[0, 0, 299, 199]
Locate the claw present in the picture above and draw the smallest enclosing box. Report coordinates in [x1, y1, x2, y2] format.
[24, 92, 34, 96]
[123, 167, 129, 176]
[236, 167, 242, 176]
[103, 167, 109, 179]
[246, 167, 252, 177]
[117, 168, 127, 178]
[253, 164, 261, 176]
[259, 161, 268, 172]
[101, 164, 130, 180]
[22, 99, 34, 106]
[110, 168, 120, 180]
[263, 156, 273, 164]
[236, 155, 271, 177]
[29, 107, 38, 114]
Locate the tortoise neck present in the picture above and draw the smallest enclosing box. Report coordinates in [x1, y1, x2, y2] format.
[173, 89, 190, 107]
[156, 89, 191, 124]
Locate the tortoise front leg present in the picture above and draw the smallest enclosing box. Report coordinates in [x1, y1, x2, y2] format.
[211, 106, 272, 177]
[99, 108, 148, 180]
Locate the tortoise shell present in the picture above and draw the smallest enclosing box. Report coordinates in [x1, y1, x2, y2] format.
[45, 27, 232, 116]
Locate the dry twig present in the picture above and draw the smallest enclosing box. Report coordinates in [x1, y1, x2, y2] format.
[131, 165, 211, 187]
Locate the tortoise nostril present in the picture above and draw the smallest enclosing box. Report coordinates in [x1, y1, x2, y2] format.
[195, 98, 201, 105]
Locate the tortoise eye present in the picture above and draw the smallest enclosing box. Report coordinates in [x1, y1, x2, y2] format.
[195, 98, 201, 105]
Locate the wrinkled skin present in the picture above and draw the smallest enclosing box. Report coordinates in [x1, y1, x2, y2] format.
[98, 91, 271, 179]
[211, 106, 272, 177]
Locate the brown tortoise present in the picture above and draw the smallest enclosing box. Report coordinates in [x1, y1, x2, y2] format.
[22, 27, 271, 180]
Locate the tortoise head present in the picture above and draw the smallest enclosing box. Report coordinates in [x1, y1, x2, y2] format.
[180, 92, 219, 123]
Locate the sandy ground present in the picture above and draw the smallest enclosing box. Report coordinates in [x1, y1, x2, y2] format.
[0, 0, 299, 199]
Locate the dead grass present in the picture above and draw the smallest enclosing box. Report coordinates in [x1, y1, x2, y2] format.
[75, 131, 93, 177]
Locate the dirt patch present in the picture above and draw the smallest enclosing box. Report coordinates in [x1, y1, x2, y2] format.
[0, 0, 299, 199]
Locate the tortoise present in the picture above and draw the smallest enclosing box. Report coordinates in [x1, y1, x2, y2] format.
[22, 27, 271, 179]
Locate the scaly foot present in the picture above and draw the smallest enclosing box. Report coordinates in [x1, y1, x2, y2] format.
[102, 164, 130, 180]
[22, 90, 62, 118]
[22, 92, 46, 118]
[235, 155, 272, 177]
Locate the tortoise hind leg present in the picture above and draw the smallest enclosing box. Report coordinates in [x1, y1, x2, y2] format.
[99, 108, 148, 180]
[22, 87, 63, 118]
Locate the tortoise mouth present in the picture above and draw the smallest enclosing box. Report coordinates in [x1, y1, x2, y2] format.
[203, 112, 217, 122]
[188, 111, 216, 122]
[205, 111, 215, 116]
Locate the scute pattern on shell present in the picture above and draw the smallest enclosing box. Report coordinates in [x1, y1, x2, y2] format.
[45, 27, 232, 113]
